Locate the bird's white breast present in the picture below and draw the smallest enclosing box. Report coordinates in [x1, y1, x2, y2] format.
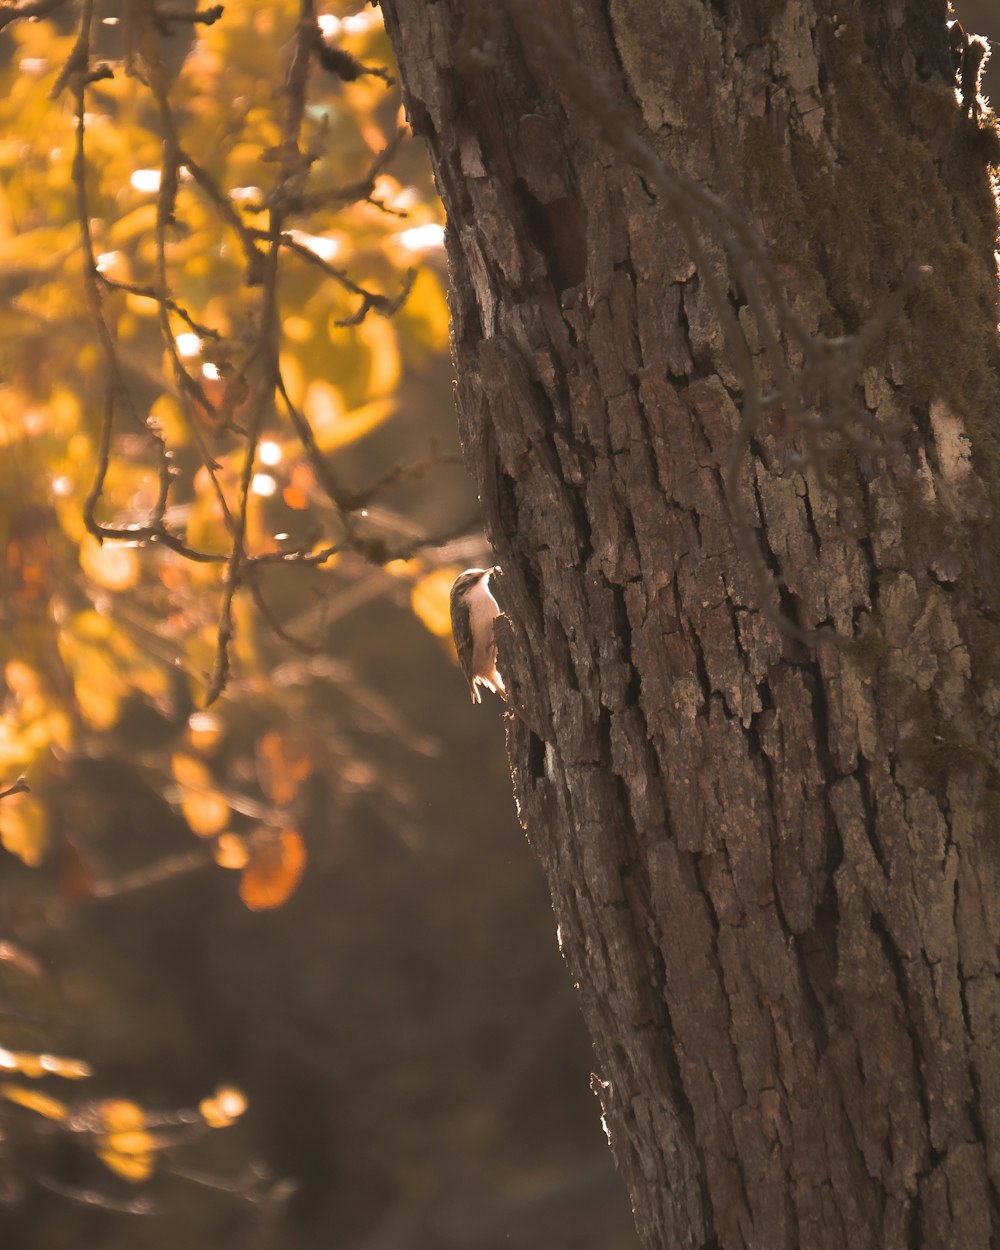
[467, 577, 501, 674]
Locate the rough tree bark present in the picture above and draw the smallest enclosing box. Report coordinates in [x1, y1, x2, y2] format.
[379, 2, 1000, 1247]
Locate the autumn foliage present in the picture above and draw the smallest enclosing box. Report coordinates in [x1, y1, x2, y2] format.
[0, 0, 474, 1214]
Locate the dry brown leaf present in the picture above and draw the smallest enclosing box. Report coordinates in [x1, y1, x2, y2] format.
[256, 731, 313, 805]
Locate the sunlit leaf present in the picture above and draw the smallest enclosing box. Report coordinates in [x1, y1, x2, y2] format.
[239, 830, 307, 911]
[110, 203, 159, 244]
[171, 752, 230, 837]
[214, 833, 250, 870]
[283, 461, 315, 510]
[148, 392, 189, 447]
[96, 1099, 156, 1182]
[400, 266, 450, 353]
[0, 791, 48, 866]
[98, 1098, 147, 1132]
[0, 1048, 92, 1079]
[79, 534, 140, 592]
[318, 397, 395, 453]
[358, 310, 401, 396]
[302, 378, 343, 445]
[411, 566, 461, 639]
[4, 660, 42, 705]
[58, 633, 124, 732]
[199, 1084, 247, 1128]
[1, 1083, 68, 1121]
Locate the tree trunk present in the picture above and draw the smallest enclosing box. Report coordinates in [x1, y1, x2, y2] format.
[379, 1, 1000, 1246]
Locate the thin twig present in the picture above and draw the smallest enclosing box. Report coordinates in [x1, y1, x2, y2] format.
[33, 1174, 158, 1215]
[97, 274, 222, 341]
[88, 848, 211, 898]
[0, 777, 29, 801]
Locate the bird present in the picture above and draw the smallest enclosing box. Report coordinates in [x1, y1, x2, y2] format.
[449, 567, 506, 703]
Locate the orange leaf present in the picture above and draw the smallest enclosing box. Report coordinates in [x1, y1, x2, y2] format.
[239, 830, 307, 911]
[213, 833, 249, 870]
[282, 461, 314, 511]
[282, 483, 310, 510]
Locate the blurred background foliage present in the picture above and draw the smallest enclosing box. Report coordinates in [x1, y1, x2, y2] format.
[0, 1, 996, 1247]
[0, 1, 637, 1246]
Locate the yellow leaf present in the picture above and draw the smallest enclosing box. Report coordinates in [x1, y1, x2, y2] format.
[148, 393, 188, 447]
[171, 752, 209, 788]
[279, 351, 306, 407]
[109, 203, 159, 244]
[171, 753, 229, 837]
[79, 534, 140, 592]
[411, 566, 461, 639]
[239, 830, 307, 911]
[282, 314, 312, 342]
[402, 266, 451, 352]
[1, 1084, 68, 1121]
[58, 636, 122, 731]
[214, 833, 249, 870]
[0, 793, 48, 866]
[97, 1141, 156, 1182]
[359, 313, 400, 395]
[302, 378, 343, 445]
[199, 1084, 247, 1128]
[319, 397, 395, 453]
[99, 1098, 146, 1131]
[96, 1099, 156, 1182]
[125, 292, 160, 317]
[0, 1050, 86, 1079]
[4, 660, 40, 702]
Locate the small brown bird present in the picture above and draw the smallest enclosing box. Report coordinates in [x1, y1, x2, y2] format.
[449, 567, 506, 703]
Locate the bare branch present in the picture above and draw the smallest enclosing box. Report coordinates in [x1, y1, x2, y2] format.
[97, 274, 222, 341]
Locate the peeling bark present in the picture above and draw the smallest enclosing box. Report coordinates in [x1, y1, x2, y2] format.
[379, 1, 1000, 1246]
